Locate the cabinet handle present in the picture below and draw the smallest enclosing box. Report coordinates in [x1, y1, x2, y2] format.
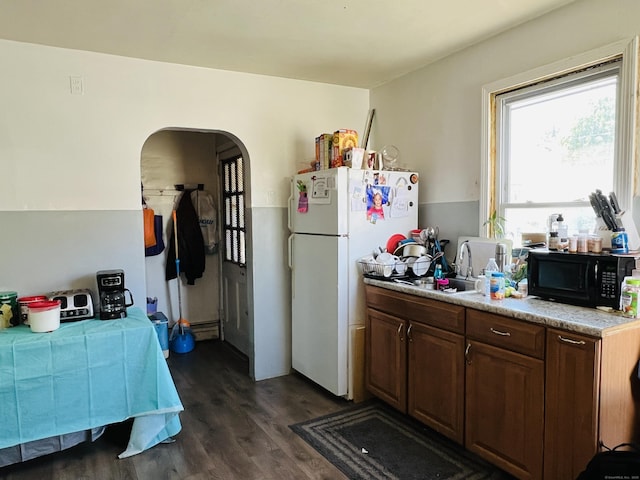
[407, 324, 413, 342]
[490, 327, 511, 337]
[558, 335, 586, 345]
[465, 342, 472, 364]
[397, 323, 404, 342]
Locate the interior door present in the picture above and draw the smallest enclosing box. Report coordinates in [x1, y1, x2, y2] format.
[219, 148, 250, 357]
[222, 262, 249, 355]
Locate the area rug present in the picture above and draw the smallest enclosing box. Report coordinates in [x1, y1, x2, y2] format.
[290, 401, 513, 480]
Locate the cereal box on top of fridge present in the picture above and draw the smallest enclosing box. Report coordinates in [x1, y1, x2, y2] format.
[331, 129, 358, 168]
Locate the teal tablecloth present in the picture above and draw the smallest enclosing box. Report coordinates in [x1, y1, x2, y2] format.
[0, 307, 183, 458]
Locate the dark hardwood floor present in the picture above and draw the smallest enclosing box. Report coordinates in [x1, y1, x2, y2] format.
[0, 340, 351, 480]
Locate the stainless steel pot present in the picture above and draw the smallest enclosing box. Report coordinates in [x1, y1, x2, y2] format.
[398, 243, 428, 258]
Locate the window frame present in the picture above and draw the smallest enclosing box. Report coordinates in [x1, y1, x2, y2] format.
[480, 37, 638, 237]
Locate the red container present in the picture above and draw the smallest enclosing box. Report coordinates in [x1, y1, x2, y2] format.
[28, 300, 61, 333]
[18, 295, 48, 325]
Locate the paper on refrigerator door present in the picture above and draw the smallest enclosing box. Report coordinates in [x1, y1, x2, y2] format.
[389, 173, 412, 218]
[350, 184, 367, 212]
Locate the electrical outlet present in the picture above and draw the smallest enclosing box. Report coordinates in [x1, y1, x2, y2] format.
[69, 76, 84, 95]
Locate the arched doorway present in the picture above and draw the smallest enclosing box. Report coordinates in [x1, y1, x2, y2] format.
[140, 128, 253, 375]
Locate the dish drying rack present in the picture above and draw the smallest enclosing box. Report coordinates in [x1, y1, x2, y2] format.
[357, 257, 428, 280]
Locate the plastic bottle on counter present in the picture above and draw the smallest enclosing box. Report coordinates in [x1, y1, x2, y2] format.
[484, 258, 499, 297]
[620, 277, 640, 318]
[557, 214, 568, 250]
[490, 272, 506, 300]
[434, 264, 443, 280]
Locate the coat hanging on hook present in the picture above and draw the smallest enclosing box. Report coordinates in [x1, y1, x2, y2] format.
[166, 192, 205, 285]
[191, 189, 218, 255]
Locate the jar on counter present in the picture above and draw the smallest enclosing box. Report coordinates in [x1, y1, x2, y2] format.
[518, 278, 528, 297]
[577, 231, 589, 253]
[0, 291, 19, 328]
[568, 235, 578, 253]
[620, 278, 640, 318]
[611, 228, 629, 254]
[548, 231, 559, 251]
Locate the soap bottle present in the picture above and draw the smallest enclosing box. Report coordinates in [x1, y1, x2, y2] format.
[556, 214, 568, 249]
[484, 258, 499, 297]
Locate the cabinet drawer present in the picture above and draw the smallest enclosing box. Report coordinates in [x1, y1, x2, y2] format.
[365, 285, 465, 334]
[466, 309, 545, 359]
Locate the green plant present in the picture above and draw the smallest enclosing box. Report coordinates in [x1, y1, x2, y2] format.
[484, 210, 506, 239]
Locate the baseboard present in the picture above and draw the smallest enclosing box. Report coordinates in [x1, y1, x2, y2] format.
[190, 320, 220, 341]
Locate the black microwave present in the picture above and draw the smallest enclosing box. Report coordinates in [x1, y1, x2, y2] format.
[527, 250, 637, 309]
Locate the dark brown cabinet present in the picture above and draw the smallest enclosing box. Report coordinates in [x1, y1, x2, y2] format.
[365, 285, 465, 443]
[465, 309, 545, 479]
[364, 283, 640, 480]
[408, 321, 465, 443]
[544, 327, 640, 479]
[544, 329, 599, 479]
[365, 307, 407, 410]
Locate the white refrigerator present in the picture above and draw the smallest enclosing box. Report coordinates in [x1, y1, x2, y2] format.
[288, 167, 419, 398]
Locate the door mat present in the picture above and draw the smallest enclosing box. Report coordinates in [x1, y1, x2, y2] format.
[290, 401, 514, 480]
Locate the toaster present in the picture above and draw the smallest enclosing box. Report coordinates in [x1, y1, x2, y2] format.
[48, 289, 95, 321]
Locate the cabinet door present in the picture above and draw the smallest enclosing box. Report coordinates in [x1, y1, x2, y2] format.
[465, 341, 544, 480]
[365, 308, 407, 412]
[544, 329, 599, 480]
[408, 321, 465, 444]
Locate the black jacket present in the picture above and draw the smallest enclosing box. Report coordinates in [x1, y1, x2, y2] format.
[166, 191, 205, 285]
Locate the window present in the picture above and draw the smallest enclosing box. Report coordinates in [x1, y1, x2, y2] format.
[222, 155, 246, 265]
[481, 38, 638, 246]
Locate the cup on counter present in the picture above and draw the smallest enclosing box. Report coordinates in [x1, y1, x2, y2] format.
[474, 275, 487, 295]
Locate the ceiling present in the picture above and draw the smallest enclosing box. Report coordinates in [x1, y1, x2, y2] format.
[0, 0, 577, 88]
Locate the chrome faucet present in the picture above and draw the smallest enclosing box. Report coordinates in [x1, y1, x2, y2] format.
[457, 241, 473, 278]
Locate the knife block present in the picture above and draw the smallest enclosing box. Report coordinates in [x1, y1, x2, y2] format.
[593, 219, 612, 249]
[594, 211, 640, 252]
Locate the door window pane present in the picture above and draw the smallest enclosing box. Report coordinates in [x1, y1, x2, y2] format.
[222, 155, 246, 266]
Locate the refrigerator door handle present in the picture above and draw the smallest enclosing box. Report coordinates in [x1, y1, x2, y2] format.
[288, 234, 294, 269]
[287, 182, 293, 231]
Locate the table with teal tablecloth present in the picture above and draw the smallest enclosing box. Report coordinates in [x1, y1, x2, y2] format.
[0, 307, 183, 461]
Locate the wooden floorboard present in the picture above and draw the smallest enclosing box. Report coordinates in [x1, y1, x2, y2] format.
[0, 340, 350, 480]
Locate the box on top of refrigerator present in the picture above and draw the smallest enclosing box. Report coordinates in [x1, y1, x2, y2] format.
[331, 129, 358, 168]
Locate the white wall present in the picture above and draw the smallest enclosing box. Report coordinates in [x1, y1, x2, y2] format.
[0, 39, 369, 381]
[371, 0, 640, 240]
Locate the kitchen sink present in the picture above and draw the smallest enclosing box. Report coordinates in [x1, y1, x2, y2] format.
[446, 276, 478, 293]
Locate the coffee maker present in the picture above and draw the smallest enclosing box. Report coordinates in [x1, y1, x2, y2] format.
[96, 269, 134, 320]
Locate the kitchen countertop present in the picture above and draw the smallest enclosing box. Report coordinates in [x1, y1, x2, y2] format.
[364, 277, 640, 338]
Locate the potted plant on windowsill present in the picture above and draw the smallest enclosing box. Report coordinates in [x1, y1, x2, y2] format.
[484, 210, 506, 239]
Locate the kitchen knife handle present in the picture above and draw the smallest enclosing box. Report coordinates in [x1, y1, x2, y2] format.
[609, 192, 621, 215]
[589, 193, 601, 217]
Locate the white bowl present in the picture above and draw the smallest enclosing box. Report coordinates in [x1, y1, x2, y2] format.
[410, 257, 431, 276]
[395, 260, 408, 275]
